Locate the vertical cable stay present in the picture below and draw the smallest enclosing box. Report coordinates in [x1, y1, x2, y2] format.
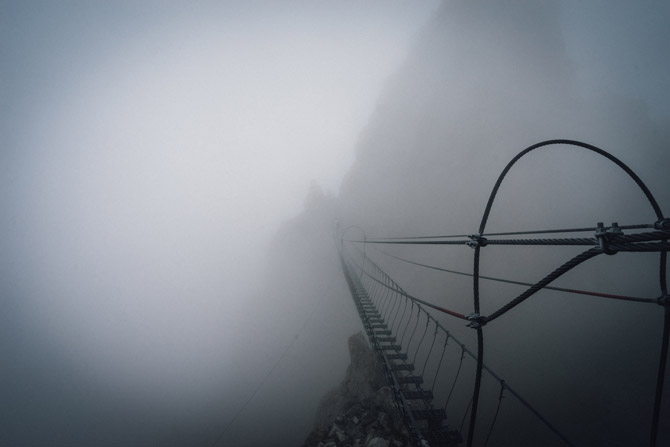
[444, 346, 466, 411]
[483, 381, 506, 447]
[430, 336, 449, 391]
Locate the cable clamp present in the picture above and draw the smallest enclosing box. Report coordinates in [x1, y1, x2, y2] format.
[595, 222, 622, 255]
[465, 313, 486, 328]
[654, 218, 670, 231]
[467, 233, 488, 248]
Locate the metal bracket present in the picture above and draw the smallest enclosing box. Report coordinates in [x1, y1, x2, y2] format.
[465, 312, 486, 328]
[595, 222, 622, 255]
[654, 218, 670, 231]
[467, 233, 488, 248]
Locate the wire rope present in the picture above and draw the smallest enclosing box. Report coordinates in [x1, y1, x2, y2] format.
[445, 346, 466, 410]
[359, 223, 653, 241]
[342, 241, 576, 446]
[484, 381, 506, 447]
[375, 247, 656, 303]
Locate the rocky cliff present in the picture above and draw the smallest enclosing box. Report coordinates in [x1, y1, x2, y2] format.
[302, 332, 413, 447]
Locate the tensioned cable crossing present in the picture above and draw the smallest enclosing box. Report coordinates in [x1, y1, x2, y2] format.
[341, 242, 574, 446]
[373, 246, 656, 303]
[338, 139, 668, 447]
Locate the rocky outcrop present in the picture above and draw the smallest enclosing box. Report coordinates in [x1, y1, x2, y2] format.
[303, 332, 412, 447]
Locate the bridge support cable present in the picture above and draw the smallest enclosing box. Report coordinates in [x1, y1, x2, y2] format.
[339, 243, 459, 447]
[345, 140, 668, 446]
[340, 240, 575, 447]
[350, 230, 670, 248]
[473, 140, 668, 447]
[373, 247, 657, 303]
[651, 247, 669, 447]
[366, 222, 654, 241]
[483, 381, 506, 447]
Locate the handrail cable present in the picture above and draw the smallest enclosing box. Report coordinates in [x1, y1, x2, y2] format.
[374, 247, 656, 303]
[340, 140, 667, 447]
[348, 229, 670, 247]
[367, 223, 653, 241]
[471, 139, 666, 447]
[483, 381, 506, 447]
[344, 245, 576, 446]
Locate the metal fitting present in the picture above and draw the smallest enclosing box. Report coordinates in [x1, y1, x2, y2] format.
[467, 233, 488, 248]
[465, 312, 486, 328]
[657, 294, 669, 307]
[595, 222, 621, 255]
[654, 218, 670, 231]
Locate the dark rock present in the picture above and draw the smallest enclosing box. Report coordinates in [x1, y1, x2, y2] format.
[303, 332, 412, 447]
[367, 437, 389, 447]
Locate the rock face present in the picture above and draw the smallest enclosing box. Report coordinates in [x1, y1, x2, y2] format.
[303, 332, 413, 447]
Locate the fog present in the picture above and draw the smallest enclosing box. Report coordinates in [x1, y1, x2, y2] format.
[2, 1, 669, 446]
[1, 1, 438, 446]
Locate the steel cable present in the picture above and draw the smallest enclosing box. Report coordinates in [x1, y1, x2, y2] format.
[400, 302, 416, 346]
[650, 305, 669, 447]
[484, 248, 602, 323]
[342, 242, 576, 445]
[445, 346, 466, 411]
[375, 247, 655, 303]
[405, 307, 423, 357]
[430, 334, 450, 391]
[460, 396, 474, 435]
[355, 231, 670, 248]
[357, 264, 468, 320]
[484, 381, 506, 447]
[467, 243, 483, 447]
[362, 223, 653, 241]
[476, 140, 664, 236]
[420, 325, 439, 377]
[394, 297, 410, 336]
[413, 318, 431, 365]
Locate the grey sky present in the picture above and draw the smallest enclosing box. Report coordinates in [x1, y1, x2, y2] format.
[1, 2, 442, 444]
[1, 1, 669, 446]
[1, 0, 439, 378]
[560, 0, 670, 120]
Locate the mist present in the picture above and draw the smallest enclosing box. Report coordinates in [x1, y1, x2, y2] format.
[1, 1, 438, 446]
[2, 1, 669, 447]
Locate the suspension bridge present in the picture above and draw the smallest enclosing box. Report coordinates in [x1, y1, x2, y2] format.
[337, 140, 669, 447]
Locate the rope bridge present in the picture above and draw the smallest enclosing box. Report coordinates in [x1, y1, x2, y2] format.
[337, 140, 669, 447]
